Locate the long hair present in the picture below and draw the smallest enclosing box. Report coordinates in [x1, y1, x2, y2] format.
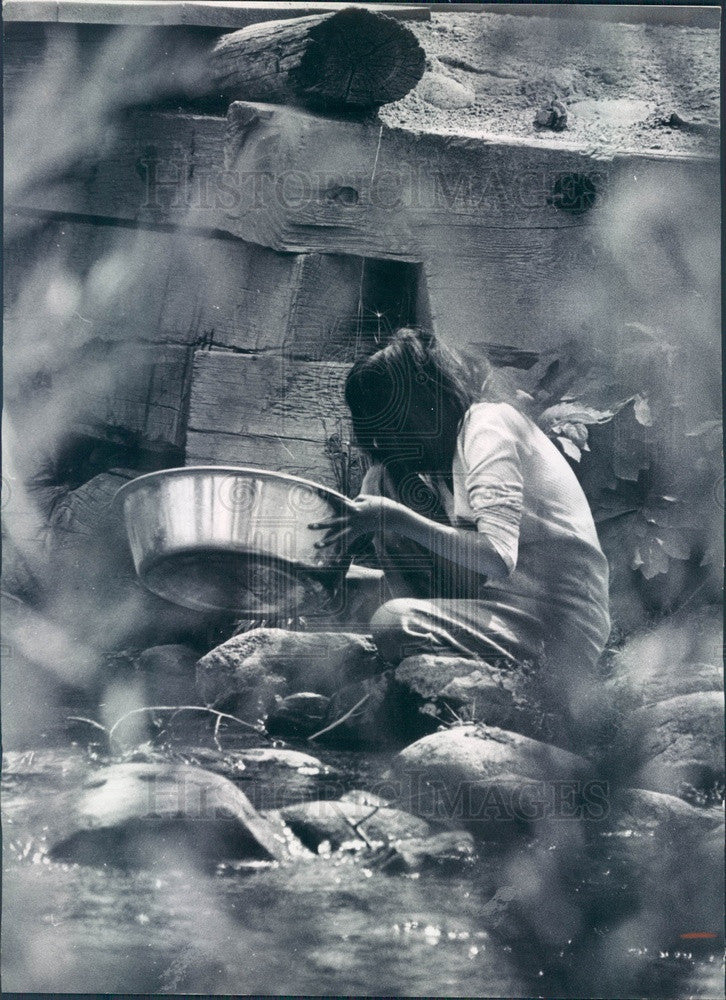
[345, 328, 475, 516]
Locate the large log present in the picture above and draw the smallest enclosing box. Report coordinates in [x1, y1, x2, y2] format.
[5, 104, 718, 354]
[207, 7, 425, 109]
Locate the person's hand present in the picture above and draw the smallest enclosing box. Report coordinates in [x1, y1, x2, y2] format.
[308, 494, 403, 554]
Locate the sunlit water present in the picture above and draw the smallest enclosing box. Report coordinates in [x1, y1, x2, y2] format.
[2, 736, 722, 996]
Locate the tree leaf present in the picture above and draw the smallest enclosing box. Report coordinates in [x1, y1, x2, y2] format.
[556, 436, 582, 462]
[539, 401, 617, 429]
[632, 538, 671, 579]
[657, 527, 691, 561]
[633, 394, 653, 427]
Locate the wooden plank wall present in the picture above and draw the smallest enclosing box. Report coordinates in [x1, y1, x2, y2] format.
[5, 19, 720, 492]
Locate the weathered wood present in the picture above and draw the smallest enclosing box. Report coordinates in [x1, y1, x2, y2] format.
[3, 215, 407, 360]
[3, 216, 309, 352]
[6, 101, 718, 354]
[10, 103, 715, 249]
[185, 429, 341, 490]
[186, 351, 354, 488]
[207, 8, 425, 110]
[5, 339, 193, 451]
[2, 1, 431, 27]
[188, 351, 350, 442]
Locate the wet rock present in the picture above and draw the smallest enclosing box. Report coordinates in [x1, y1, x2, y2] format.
[599, 787, 723, 849]
[626, 692, 724, 798]
[50, 762, 311, 867]
[135, 644, 198, 704]
[394, 724, 592, 836]
[196, 628, 379, 715]
[265, 692, 330, 739]
[587, 788, 725, 946]
[232, 747, 337, 775]
[318, 655, 568, 750]
[314, 671, 398, 749]
[340, 789, 393, 808]
[266, 799, 431, 852]
[372, 830, 477, 874]
[173, 746, 341, 813]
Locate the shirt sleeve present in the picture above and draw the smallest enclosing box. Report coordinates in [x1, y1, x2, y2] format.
[460, 405, 523, 574]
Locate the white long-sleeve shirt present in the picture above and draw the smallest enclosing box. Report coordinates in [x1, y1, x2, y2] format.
[439, 401, 611, 665]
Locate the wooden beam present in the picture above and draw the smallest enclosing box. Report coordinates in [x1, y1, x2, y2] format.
[2, 216, 306, 352]
[5, 340, 194, 452]
[8, 103, 715, 256]
[185, 429, 342, 489]
[207, 8, 425, 110]
[2, 1, 431, 27]
[188, 351, 350, 441]
[186, 351, 354, 489]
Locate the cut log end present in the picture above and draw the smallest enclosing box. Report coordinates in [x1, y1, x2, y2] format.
[209, 7, 425, 110]
[295, 8, 426, 108]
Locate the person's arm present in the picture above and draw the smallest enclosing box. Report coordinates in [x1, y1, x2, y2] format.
[312, 407, 524, 582]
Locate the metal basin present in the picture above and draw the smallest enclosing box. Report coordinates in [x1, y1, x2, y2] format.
[113, 466, 354, 614]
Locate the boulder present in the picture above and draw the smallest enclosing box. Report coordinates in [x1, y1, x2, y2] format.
[596, 787, 723, 850]
[265, 692, 330, 739]
[196, 628, 379, 715]
[339, 789, 393, 808]
[50, 762, 311, 867]
[603, 604, 723, 710]
[397, 655, 567, 745]
[162, 745, 342, 813]
[317, 654, 567, 750]
[372, 830, 477, 874]
[313, 671, 399, 749]
[266, 799, 431, 852]
[605, 650, 722, 710]
[135, 644, 199, 705]
[586, 788, 725, 948]
[394, 724, 592, 836]
[625, 691, 724, 798]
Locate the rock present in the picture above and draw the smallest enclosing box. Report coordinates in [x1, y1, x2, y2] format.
[372, 830, 477, 874]
[232, 747, 336, 775]
[50, 762, 311, 867]
[135, 644, 198, 704]
[606, 655, 722, 708]
[587, 788, 725, 947]
[318, 655, 567, 750]
[626, 692, 724, 798]
[394, 724, 592, 836]
[196, 628, 379, 714]
[417, 70, 475, 109]
[599, 786, 723, 847]
[266, 799, 431, 852]
[314, 671, 398, 749]
[397, 655, 567, 746]
[339, 790, 393, 808]
[172, 746, 342, 813]
[265, 692, 330, 739]
[603, 606, 723, 709]
[534, 99, 568, 131]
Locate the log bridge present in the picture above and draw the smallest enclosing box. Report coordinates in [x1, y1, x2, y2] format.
[3, 1, 719, 493]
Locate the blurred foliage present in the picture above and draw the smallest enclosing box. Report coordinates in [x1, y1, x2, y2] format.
[472, 325, 723, 607]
